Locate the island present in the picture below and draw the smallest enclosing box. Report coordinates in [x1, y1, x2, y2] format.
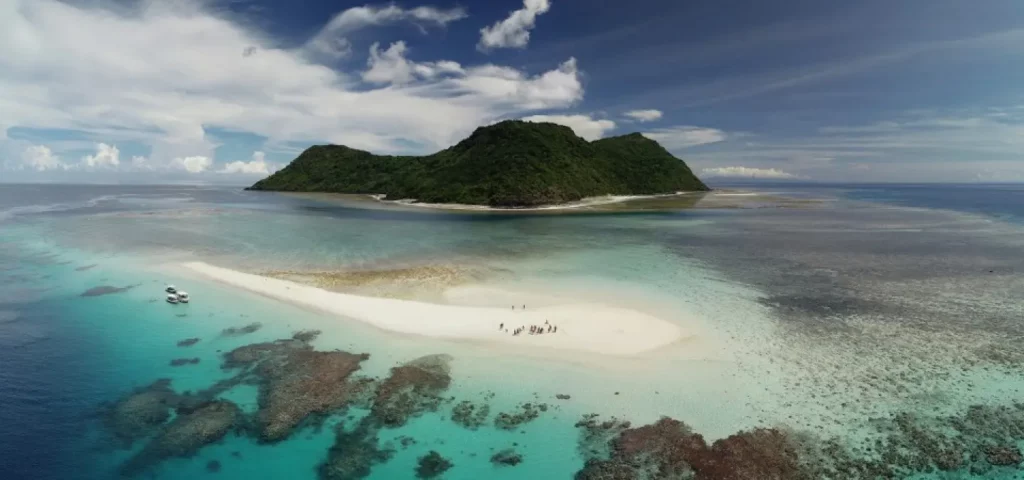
[248, 120, 708, 208]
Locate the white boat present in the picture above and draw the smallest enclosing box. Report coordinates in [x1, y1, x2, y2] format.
[177, 291, 189, 303]
[166, 284, 177, 294]
[166, 293, 179, 304]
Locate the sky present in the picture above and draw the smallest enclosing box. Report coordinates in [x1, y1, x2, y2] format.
[1, 0, 1023, 184]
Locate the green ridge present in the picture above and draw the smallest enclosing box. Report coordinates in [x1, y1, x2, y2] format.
[248, 120, 709, 207]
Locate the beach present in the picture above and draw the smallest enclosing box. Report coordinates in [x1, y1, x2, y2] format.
[181, 261, 686, 356]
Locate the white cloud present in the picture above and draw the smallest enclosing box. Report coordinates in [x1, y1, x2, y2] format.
[0, 0, 585, 179]
[521, 114, 615, 140]
[80, 143, 120, 169]
[305, 4, 467, 59]
[21, 145, 67, 171]
[363, 41, 464, 85]
[220, 151, 277, 175]
[624, 109, 662, 122]
[453, 58, 582, 110]
[701, 166, 799, 179]
[170, 156, 212, 174]
[478, 0, 551, 51]
[644, 126, 727, 149]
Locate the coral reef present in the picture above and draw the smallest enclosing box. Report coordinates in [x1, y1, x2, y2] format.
[255, 349, 369, 442]
[575, 417, 802, 480]
[80, 284, 137, 297]
[415, 451, 453, 479]
[319, 419, 395, 480]
[491, 448, 523, 467]
[170, 357, 200, 367]
[102, 379, 179, 446]
[451, 400, 490, 430]
[221, 337, 369, 442]
[494, 402, 545, 430]
[220, 322, 262, 336]
[176, 337, 200, 347]
[121, 400, 242, 476]
[371, 355, 452, 428]
[292, 329, 322, 343]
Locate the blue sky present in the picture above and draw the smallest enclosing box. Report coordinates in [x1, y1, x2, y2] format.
[1, 0, 1023, 184]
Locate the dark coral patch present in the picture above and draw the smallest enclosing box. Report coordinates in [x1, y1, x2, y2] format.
[319, 418, 395, 480]
[221, 337, 369, 442]
[102, 379, 179, 446]
[220, 322, 262, 337]
[81, 284, 137, 297]
[415, 451, 453, 479]
[491, 448, 523, 467]
[575, 417, 803, 480]
[371, 354, 452, 428]
[121, 400, 242, 476]
[451, 400, 490, 430]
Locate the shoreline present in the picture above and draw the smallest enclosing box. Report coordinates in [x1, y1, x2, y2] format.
[180, 262, 686, 356]
[375, 191, 701, 212]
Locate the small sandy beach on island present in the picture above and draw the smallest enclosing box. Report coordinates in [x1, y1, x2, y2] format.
[181, 262, 686, 356]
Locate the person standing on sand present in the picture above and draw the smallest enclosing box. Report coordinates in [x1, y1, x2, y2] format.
[500, 323, 504, 330]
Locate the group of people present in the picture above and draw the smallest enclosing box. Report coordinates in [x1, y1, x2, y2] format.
[498, 319, 559, 336]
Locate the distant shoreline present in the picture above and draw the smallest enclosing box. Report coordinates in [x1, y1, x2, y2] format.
[372, 191, 702, 212]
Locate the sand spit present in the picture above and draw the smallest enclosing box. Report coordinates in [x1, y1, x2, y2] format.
[181, 262, 684, 356]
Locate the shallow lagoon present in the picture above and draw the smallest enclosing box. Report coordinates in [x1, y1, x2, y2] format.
[2, 183, 1024, 479]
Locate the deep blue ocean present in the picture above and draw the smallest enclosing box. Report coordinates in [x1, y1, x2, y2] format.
[1, 182, 1023, 480]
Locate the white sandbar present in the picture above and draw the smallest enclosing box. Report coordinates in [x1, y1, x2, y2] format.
[181, 262, 685, 356]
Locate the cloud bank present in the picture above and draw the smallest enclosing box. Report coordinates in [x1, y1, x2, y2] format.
[701, 166, 799, 179]
[0, 0, 580, 179]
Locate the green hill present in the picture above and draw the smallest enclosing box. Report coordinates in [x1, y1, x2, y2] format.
[248, 120, 708, 207]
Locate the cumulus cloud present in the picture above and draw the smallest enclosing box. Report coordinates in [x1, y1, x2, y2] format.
[624, 109, 663, 122]
[21, 145, 67, 171]
[363, 41, 464, 85]
[478, 0, 551, 51]
[521, 114, 615, 140]
[220, 151, 277, 175]
[0, 0, 585, 179]
[170, 156, 213, 174]
[454, 58, 582, 110]
[80, 143, 120, 169]
[643, 126, 727, 149]
[305, 4, 467, 59]
[701, 166, 799, 179]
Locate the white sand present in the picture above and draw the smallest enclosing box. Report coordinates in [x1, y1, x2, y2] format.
[380, 192, 695, 212]
[181, 262, 685, 356]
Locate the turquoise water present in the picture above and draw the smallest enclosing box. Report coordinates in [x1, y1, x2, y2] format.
[2, 184, 1024, 479]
